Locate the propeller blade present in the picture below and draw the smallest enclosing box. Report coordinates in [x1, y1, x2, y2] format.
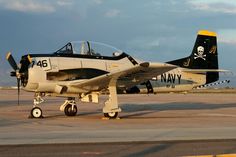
[6, 52, 22, 105]
[27, 54, 32, 63]
[17, 77, 20, 105]
[6, 52, 19, 71]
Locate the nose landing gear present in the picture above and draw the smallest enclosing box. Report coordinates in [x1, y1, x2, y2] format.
[31, 107, 43, 118]
[29, 93, 44, 118]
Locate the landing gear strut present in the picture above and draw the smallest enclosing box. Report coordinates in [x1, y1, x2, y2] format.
[103, 79, 121, 119]
[30, 93, 44, 118]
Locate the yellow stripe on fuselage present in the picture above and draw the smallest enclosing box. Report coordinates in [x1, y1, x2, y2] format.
[198, 30, 217, 37]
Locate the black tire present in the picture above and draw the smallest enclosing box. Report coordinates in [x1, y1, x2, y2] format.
[64, 104, 77, 116]
[31, 107, 43, 118]
[104, 112, 118, 119]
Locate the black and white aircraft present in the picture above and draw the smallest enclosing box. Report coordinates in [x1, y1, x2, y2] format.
[6, 30, 223, 118]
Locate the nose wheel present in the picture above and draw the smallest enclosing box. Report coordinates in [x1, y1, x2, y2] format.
[30, 107, 43, 118]
[29, 93, 44, 118]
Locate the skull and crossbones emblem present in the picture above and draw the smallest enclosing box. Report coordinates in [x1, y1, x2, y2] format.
[194, 46, 206, 60]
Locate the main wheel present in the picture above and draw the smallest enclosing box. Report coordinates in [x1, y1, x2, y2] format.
[64, 104, 77, 116]
[104, 112, 118, 119]
[31, 107, 43, 118]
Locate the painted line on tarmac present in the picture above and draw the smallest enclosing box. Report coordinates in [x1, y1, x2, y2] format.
[184, 153, 236, 157]
[198, 113, 236, 117]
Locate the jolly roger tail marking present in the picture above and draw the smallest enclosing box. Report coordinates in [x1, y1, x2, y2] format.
[194, 46, 206, 60]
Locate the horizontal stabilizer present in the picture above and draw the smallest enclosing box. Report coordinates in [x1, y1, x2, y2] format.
[182, 69, 229, 73]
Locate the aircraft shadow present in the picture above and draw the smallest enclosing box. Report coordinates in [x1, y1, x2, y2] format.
[121, 102, 236, 112]
[120, 102, 236, 118]
[43, 111, 100, 119]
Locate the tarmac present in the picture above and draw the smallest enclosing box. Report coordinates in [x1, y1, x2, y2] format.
[0, 89, 236, 156]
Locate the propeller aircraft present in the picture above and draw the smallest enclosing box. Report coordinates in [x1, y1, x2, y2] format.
[6, 30, 223, 119]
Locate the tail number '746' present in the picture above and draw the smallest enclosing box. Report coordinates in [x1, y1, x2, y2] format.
[31, 58, 51, 70]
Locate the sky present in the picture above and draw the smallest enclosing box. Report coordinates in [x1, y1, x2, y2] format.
[0, 0, 236, 86]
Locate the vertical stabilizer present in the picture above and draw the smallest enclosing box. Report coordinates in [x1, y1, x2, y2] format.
[167, 30, 219, 83]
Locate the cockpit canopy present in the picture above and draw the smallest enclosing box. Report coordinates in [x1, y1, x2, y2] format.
[55, 41, 123, 57]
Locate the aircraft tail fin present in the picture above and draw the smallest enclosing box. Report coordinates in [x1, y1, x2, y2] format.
[167, 30, 219, 84]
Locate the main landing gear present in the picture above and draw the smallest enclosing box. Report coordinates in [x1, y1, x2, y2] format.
[104, 112, 119, 119]
[102, 79, 121, 119]
[60, 98, 78, 117]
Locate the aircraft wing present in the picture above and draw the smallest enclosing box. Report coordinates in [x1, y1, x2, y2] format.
[116, 62, 178, 88]
[68, 62, 176, 92]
